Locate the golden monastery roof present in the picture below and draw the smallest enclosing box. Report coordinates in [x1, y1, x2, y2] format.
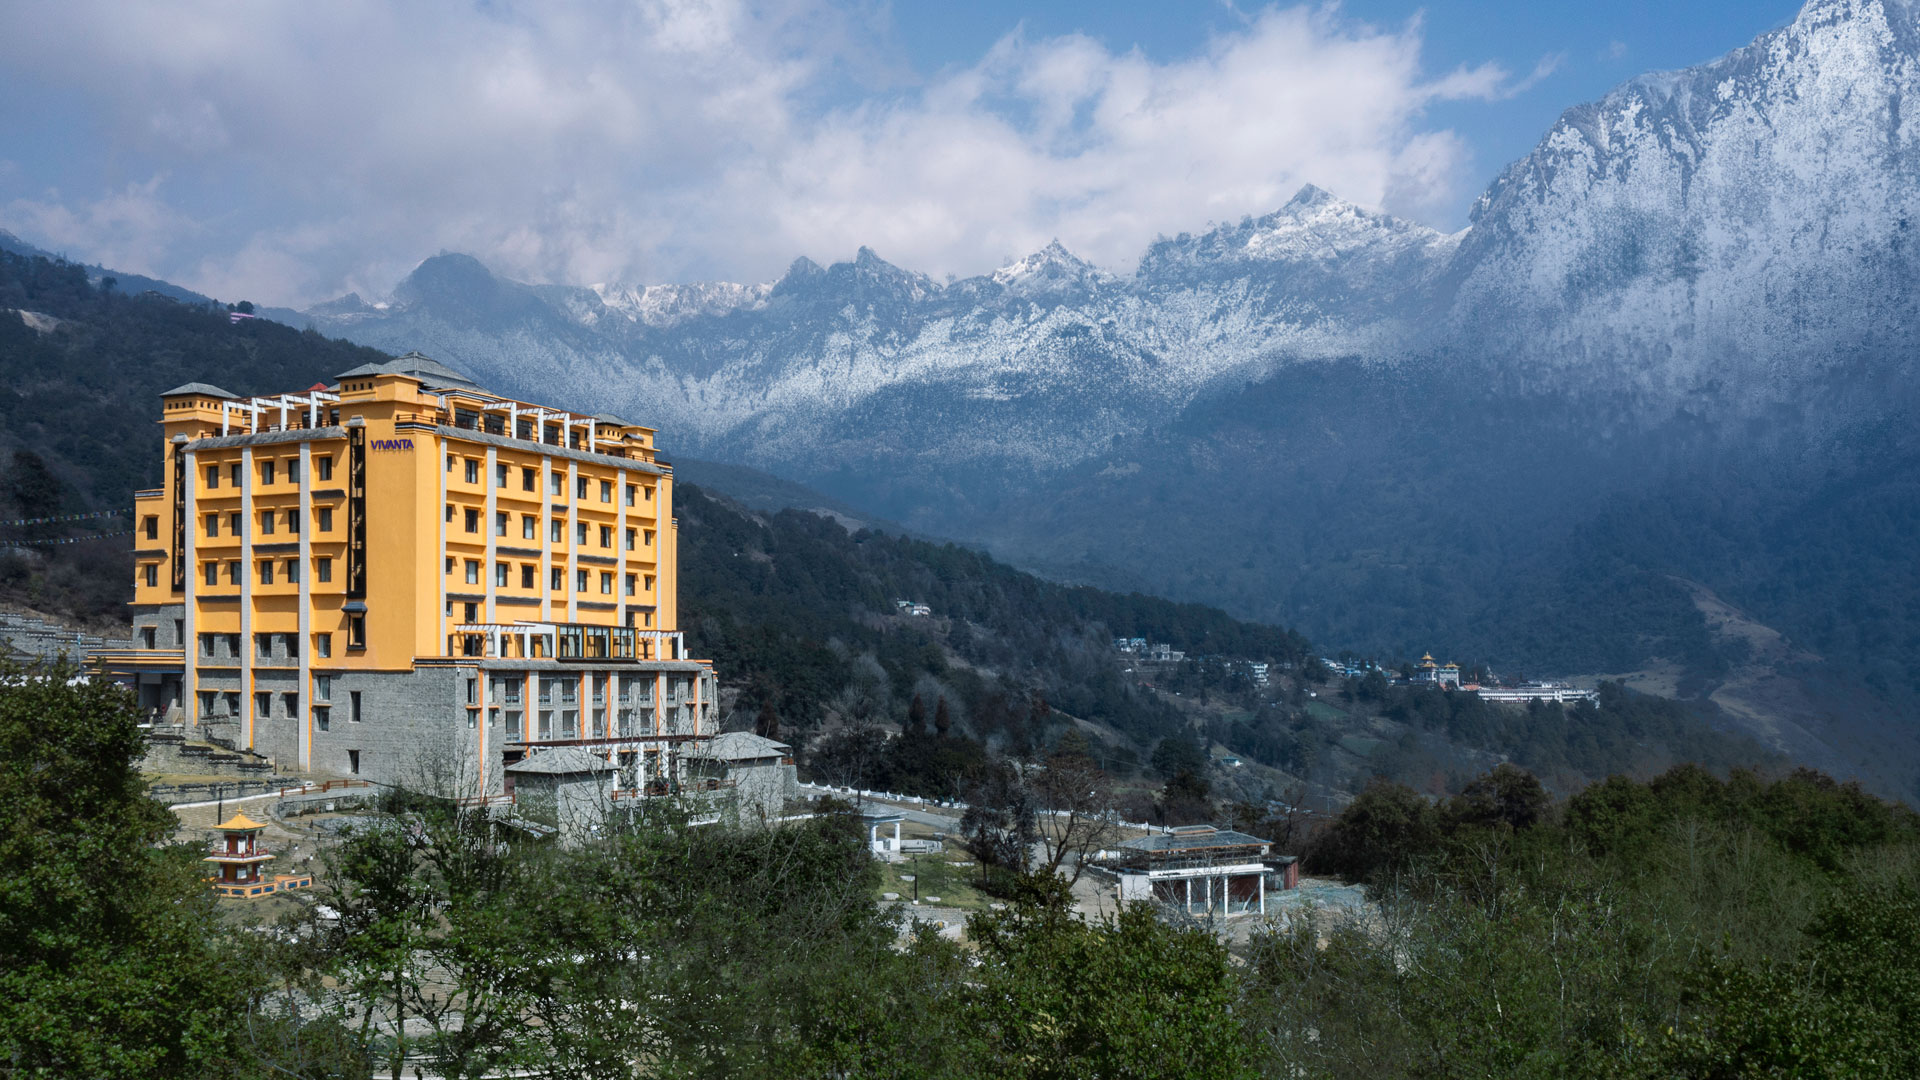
[213, 813, 267, 832]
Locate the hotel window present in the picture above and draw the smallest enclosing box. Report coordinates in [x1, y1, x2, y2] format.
[643, 529, 654, 546]
[467, 677, 479, 705]
[591, 707, 604, 739]
[284, 632, 299, 658]
[538, 709, 553, 739]
[549, 472, 564, 496]
[140, 626, 157, 649]
[464, 459, 479, 484]
[317, 506, 333, 531]
[545, 424, 561, 446]
[206, 465, 220, 489]
[550, 567, 564, 590]
[315, 455, 333, 481]
[467, 709, 478, 730]
[256, 691, 272, 717]
[316, 556, 332, 583]
[227, 561, 241, 584]
[259, 511, 275, 536]
[349, 749, 360, 774]
[521, 564, 536, 588]
[257, 634, 273, 660]
[644, 574, 654, 591]
[643, 486, 653, 502]
[599, 525, 612, 548]
[495, 511, 508, 537]
[283, 693, 299, 719]
[143, 563, 158, 587]
[599, 480, 612, 502]
[574, 521, 588, 545]
[224, 691, 241, 717]
[348, 616, 365, 649]
[259, 561, 274, 585]
[143, 516, 158, 540]
[229, 512, 241, 535]
[464, 601, 477, 624]
[198, 689, 216, 716]
[315, 633, 331, 658]
[260, 460, 275, 485]
[446, 556, 456, 574]
[285, 558, 299, 583]
[446, 454, 455, 472]
[575, 476, 588, 499]
[505, 710, 522, 739]
[539, 679, 554, 704]
[575, 569, 588, 592]
[523, 466, 537, 492]
[600, 571, 613, 595]
[314, 706, 330, 731]
[464, 559, 480, 585]
[445, 504, 454, 524]
[625, 483, 637, 507]
[286, 508, 299, 535]
[287, 459, 299, 483]
[495, 462, 509, 487]
[464, 508, 480, 533]
[227, 633, 242, 657]
[523, 515, 537, 540]
[561, 709, 579, 738]
[350, 691, 363, 722]
[625, 527, 635, 551]
[550, 518, 564, 543]
[315, 675, 330, 701]
[230, 463, 242, 487]
[495, 562, 509, 587]
[625, 574, 636, 596]
[205, 515, 218, 537]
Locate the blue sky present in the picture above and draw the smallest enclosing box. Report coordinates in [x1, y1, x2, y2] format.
[0, 1, 1805, 305]
[889, 1, 1802, 207]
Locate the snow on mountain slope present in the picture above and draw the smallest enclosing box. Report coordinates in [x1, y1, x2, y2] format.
[1450, 0, 1920, 399]
[304, 185, 1449, 470]
[300, 0, 1920, 468]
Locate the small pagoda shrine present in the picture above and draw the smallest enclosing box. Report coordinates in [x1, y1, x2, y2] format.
[205, 812, 313, 898]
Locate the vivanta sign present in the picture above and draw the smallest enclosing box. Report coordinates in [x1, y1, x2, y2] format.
[370, 438, 415, 451]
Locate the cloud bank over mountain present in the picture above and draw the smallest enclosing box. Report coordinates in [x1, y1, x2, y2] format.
[0, 0, 1544, 305]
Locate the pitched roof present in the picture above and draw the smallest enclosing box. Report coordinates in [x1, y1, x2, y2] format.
[335, 351, 488, 393]
[505, 746, 616, 775]
[162, 382, 238, 399]
[213, 812, 267, 831]
[698, 731, 793, 761]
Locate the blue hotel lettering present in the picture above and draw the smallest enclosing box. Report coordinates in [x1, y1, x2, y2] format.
[371, 438, 414, 451]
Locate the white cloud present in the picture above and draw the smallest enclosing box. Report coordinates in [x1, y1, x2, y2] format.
[0, 0, 1542, 304]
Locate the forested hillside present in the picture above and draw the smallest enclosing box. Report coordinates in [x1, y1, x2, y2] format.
[0, 250, 388, 623]
[676, 486, 1776, 807]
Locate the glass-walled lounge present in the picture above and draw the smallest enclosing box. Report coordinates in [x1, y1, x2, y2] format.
[449, 622, 684, 661]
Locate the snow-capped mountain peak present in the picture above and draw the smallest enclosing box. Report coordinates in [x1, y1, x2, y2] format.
[591, 280, 772, 327]
[991, 240, 1112, 292]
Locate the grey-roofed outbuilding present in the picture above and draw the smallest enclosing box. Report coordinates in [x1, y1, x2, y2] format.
[505, 747, 616, 841]
[690, 731, 796, 822]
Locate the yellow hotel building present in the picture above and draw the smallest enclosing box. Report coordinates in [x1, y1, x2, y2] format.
[102, 353, 716, 796]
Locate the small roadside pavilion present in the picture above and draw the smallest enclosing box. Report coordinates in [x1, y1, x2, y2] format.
[1113, 824, 1277, 917]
